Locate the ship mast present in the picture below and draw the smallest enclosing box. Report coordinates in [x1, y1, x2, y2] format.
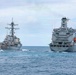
[6, 18, 19, 37]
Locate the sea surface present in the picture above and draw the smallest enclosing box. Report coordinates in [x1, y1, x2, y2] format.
[0, 46, 76, 75]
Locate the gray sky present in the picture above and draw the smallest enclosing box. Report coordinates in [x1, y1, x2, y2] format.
[0, 0, 76, 46]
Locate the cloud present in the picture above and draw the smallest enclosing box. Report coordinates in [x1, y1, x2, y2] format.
[0, 0, 75, 9]
[0, 0, 76, 45]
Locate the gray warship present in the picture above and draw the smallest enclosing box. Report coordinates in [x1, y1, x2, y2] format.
[49, 17, 76, 52]
[0, 19, 22, 50]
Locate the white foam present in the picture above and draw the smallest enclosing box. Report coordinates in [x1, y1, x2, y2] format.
[62, 52, 68, 53]
[22, 49, 28, 51]
[0, 49, 4, 52]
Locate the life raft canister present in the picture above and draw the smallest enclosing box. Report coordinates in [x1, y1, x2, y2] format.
[73, 38, 76, 42]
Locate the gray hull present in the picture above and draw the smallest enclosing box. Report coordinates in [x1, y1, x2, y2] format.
[1, 46, 22, 50]
[50, 45, 76, 52]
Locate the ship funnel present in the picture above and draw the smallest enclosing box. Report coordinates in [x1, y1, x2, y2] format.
[61, 17, 69, 28]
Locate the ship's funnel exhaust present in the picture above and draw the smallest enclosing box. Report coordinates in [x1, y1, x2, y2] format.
[61, 17, 69, 28]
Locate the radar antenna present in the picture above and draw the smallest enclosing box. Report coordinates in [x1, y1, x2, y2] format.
[5, 18, 19, 37]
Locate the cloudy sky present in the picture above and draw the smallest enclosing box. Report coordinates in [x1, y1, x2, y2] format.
[0, 0, 76, 46]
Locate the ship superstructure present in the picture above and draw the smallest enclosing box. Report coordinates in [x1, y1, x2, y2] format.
[49, 17, 76, 52]
[0, 19, 22, 50]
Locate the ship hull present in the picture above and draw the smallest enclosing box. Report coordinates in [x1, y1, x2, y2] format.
[49, 44, 76, 52]
[6, 47, 21, 50]
[0, 42, 22, 50]
[1, 45, 22, 50]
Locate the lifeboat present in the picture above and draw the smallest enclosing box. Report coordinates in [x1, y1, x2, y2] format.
[73, 38, 76, 42]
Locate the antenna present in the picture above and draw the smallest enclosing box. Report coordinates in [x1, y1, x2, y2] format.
[12, 18, 13, 22]
[6, 18, 19, 37]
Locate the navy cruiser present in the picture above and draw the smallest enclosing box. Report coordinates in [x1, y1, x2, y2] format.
[0, 19, 22, 50]
[49, 17, 76, 52]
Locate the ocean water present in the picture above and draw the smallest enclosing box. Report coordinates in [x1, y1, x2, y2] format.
[0, 46, 76, 75]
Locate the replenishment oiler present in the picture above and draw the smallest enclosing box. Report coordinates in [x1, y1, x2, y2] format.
[0, 19, 22, 50]
[49, 17, 76, 52]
